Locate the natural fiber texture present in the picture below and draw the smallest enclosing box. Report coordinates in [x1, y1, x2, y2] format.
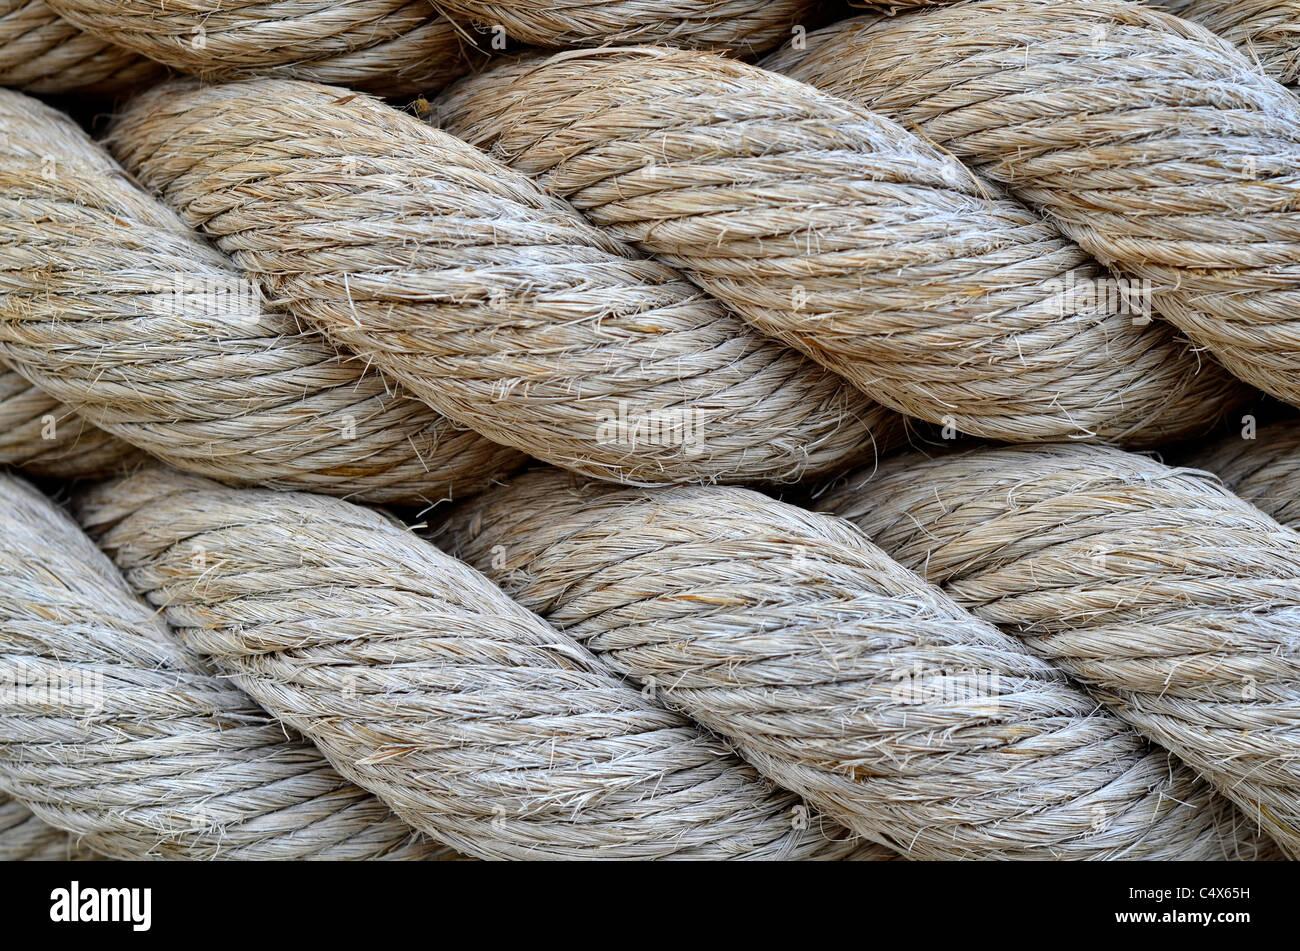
[771, 0, 1300, 410]
[0, 361, 141, 479]
[0, 794, 94, 860]
[45, 0, 472, 95]
[1188, 421, 1300, 526]
[0, 471, 458, 860]
[0, 88, 524, 505]
[108, 78, 895, 487]
[0, 0, 165, 94]
[431, 0, 816, 54]
[77, 466, 887, 861]
[819, 442, 1300, 858]
[436, 48, 1249, 447]
[436, 467, 1275, 859]
[1153, 1, 1300, 84]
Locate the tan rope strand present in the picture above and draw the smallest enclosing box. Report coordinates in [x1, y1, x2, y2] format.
[106, 77, 898, 487]
[75, 466, 889, 860]
[435, 467, 1278, 859]
[0, 793, 95, 860]
[1151, 1, 1300, 84]
[45, 0, 474, 94]
[1188, 420, 1300, 527]
[770, 0, 1300, 410]
[0, 471, 460, 860]
[0, 87, 526, 505]
[0, 0, 165, 94]
[818, 442, 1300, 858]
[434, 46, 1249, 447]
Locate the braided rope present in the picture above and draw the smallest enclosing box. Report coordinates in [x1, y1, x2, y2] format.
[436, 467, 1276, 859]
[819, 442, 1300, 857]
[1154, 1, 1300, 84]
[45, 0, 473, 94]
[0, 471, 459, 859]
[770, 0, 1300, 411]
[430, 0, 815, 54]
[106, 77, 895, 487]
[76, 466, 885, 860]
[0, 0, 164, 94]
[435, 47, 1248, 446]
[0, 87, 525, 505]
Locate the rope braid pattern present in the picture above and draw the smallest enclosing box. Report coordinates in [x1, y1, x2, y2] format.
[76, 466, 886, 861]
[44, 0, 473, 95]
[436, 467, 1275, 859]
[1190, 421, 1300, 527]
[429, 0, 816, 55]
[0, 0, 164, 94]
[770, 0, 1300, 411]
[1154, 1, 1300, 84]
[0, 471, 459, 860]
[0, 793, 93, 860]
[818, 442, 1300, 858]
[106, 78, 894, 487]
[435, 47, 1248, 447]
[0, 88, 526, 505]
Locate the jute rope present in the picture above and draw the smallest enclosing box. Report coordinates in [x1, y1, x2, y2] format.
[430, 0, 815, 55]
[770, 0, 1300, 411]
[44, 0, 473, 95]
[435, 466, 1276, 859]
[818, 442, 1300, 858]
[0, 87, 526, 505]
[1153, 1, 1300, 84]
[107, 78, 896, 487]
[0, 0, 165, 94]
[76, 466, 887, 860]
[0, 471, 459, 860]
[0, 362, 141, 479]
[0, 793, 93, 861]
[435, 47, 1249, 447]
[1189, 420, 1300, 527]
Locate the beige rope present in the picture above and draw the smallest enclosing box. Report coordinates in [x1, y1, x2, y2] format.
[435, 466, 1277, 859]
[430, 0, 815, 55]
[0, 0, 164, 94]
[0, 471, 461, 860]
[770, 0, 1300, 411]
[0, 87, 525, 505]
[44, 0, 473, 94]
[1153, 1, 1300, 84]
[0, 793, 94, 860]
[0, 362, 141, 479]
[107, 77, 897, 487]
[818, 442, 1300, 858]
[76, 466, 888, 860]
[435, 47, 1249, 447]
[1189, 420, 1300, 527]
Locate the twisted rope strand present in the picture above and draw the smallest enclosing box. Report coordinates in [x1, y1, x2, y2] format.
[0, 793, 94, 860]
[435, 466, 1277, 859]
[1189, 420, 1300, 526]
[819, 442, 1300, 857]
[0, 87, 525, 505]
[76, 466, 886, 860]
[1153, 1, 1300, 84]
[770, 0, 1300, 409]
[0, 0, 165, 94]
[106, 77, 895, 487]
[0, 471, 456, 859]
[435, 46, 1249, 447]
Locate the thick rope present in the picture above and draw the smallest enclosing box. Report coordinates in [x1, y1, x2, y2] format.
[0, 362, 141, 479]
[430, 0, 815, 55]
[107, 77, 896, 487]
[0, 471, 459, 860]
[1153, 1, 1300, 84]
[435, 466, 1276, 859]
[0, 0, 164, 94]
[76, 466, 886, 860]
[435, 47, 1248, 447]
[44, 0, 473, 94]
[0, 793, 93, 860]
[0, 87, 525, 505]
[819, 442, 1300, 858]
[1189, 420, 1300, 526]
[770, 0, 1300, 411]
